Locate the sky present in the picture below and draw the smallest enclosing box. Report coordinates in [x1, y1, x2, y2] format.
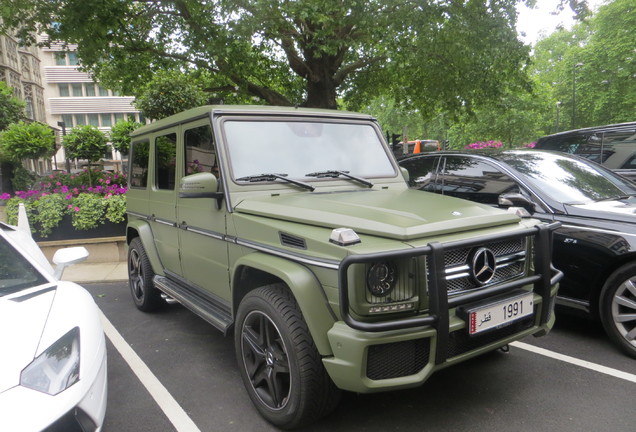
[516, 0, 607, 45]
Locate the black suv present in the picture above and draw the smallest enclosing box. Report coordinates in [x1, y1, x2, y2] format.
[535, 122, 636, 181]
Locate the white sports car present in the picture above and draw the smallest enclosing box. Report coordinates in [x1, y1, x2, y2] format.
[0, 211, 107, 431]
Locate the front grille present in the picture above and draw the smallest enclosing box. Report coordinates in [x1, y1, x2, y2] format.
[433, 237, 527, 296]
[366, 338, 430, 380]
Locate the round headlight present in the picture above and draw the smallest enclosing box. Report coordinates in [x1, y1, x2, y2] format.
[367, 261, 398, 297]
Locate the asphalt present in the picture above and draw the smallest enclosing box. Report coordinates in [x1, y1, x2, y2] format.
[61, 261, 128, 283]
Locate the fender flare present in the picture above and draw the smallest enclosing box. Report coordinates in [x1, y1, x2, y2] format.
[233, 253, 337, 355]
[126, 219, 164, 276]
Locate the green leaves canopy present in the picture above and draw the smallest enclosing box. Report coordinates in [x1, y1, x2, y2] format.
[0, 81, 25, 131]
[63, 125, 108, 162]
[1, 0, 539, 114]
[0, 121, 54, 161]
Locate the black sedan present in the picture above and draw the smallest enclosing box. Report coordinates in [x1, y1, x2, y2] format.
[399, 149, 636, 358]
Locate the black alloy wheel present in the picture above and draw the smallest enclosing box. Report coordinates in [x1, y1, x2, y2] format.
[128, 237, 163, 312]
[235, 284, 340, 429]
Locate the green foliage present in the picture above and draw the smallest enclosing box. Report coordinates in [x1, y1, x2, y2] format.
[10, 165, 37, 192]
[0, 0, 561, 113]
[134, 71, 207, 120]
[0, 121, 55, 161]
[69, 193, 105, 230]
[531, 0, 636, 131]
[0, 81, 24, 131]
[63, 125, 108, 162]
[3, 169, 127, 237]
[110, 118, 142, 155]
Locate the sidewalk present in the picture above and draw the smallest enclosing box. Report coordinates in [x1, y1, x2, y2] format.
[61, 262, 128, 283]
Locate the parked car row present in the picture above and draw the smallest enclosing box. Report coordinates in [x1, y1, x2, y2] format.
[399, 149, 636, 358]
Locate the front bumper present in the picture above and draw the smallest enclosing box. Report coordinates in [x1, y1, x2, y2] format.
[324, 222, 561, 393]
[323, 288, 556, 393]
[0, 346, 107, 432]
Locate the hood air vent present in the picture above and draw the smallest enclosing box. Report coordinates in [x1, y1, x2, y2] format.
[280, 232, 307, 249]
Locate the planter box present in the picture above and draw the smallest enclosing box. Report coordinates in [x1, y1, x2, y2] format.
[32, 215, 127, 242]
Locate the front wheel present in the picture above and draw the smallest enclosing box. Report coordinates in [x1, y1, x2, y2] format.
[599, 262, 636, 358]
[235, 284, 340, 429]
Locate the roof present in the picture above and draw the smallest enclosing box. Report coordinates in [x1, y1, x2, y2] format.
[130, 105, 376, 137]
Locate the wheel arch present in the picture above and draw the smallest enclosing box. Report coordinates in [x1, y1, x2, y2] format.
[232, 253, 336, 355]
[126, 219, 164, 276]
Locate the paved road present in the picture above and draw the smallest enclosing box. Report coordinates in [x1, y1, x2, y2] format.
[85, 282, 636, 432]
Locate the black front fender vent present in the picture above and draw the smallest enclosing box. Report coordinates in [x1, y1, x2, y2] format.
[279, 232, 307, 249]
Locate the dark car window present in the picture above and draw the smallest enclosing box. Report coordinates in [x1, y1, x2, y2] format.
[400, 156, 439, 192]
[0, 236, 48, 297]
[439, 156, 519, 205]
[499, 151, 636, 204]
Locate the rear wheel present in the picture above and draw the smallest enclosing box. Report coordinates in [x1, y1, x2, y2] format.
[235, 284, 340, 429]
[128, 237, 163, 312]
[600, 262, 636, 358]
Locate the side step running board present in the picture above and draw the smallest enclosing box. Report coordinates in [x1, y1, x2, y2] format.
[154, 275, 233, 335]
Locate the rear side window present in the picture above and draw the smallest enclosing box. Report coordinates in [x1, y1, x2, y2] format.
[155, 133, 177, 190]
[129, 139, 149, 188]
[184, 125, 217, 176]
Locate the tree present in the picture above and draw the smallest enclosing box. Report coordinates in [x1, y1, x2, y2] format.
[63, 125, 108, 186]
[0, 81, 25, 131]
[134, 71, 208, 120]
[0, 0, 590, 113]
[0, 121, 54, 161]
[109, 118, 143, 155]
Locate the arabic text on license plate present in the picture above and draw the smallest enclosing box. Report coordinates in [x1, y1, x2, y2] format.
[468, 293, 534, 335]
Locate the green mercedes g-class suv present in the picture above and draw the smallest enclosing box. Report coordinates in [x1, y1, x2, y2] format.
[125, 105, 562, 428]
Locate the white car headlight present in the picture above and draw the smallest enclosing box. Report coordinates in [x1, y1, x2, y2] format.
[20, 327, 80, 395]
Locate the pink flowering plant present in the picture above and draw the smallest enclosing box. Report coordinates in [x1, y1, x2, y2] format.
[464, 140, 504, 150]
[1, 168, 127, 237]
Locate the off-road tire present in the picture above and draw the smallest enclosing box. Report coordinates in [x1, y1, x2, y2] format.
[235, 284, 340, 429]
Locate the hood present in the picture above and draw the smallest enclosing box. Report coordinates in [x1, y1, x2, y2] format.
[234, 189, 520, 240]
[0, 288, 55, 392]
[567, 198, 636, 224]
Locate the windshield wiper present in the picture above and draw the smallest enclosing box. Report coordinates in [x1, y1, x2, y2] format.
[596, 194, 636, 202]
[305, 170, 374, 188]
[236, 173, 315, 191]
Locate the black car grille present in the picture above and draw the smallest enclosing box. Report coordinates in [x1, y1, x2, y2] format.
[431, 237, 527, 296]
[366, 338, 431, 380]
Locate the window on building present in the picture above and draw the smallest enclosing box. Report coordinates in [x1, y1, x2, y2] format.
[54, 52, 66, 66]
[71, 83, 83, 97]
[74, 114, 86, 126]
[61, 114, 74, 128]
[114, 113, 125, 123]
[98, 86, 109, 96]
[88, 113, 99, 126]
[68, 52, 79, 66]
[85, 84, 95, 96]
[58, 83, 69, 97]
[100, 113, 112, 127]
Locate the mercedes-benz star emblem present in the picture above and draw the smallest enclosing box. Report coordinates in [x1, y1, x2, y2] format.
[471, 248, 497, 285]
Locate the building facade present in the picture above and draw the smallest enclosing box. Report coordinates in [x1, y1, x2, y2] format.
[38, 36, 143, 172]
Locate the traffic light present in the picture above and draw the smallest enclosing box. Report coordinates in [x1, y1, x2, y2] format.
[391, 133, 401, 146]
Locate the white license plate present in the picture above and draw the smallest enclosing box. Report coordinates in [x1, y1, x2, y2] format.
[466, 292, 534, 335]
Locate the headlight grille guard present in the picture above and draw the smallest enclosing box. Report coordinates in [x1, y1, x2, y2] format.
[338, 222, 563, 363]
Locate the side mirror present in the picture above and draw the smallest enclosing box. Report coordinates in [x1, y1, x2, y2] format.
[179, 172, 224, 208]
[498, 193, 535, 213]
[400, 167, 410, 183]
[52, 247, 89, 280]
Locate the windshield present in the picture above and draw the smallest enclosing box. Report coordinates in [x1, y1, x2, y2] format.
[223, 120, 396, 181]
[499, 151, 636, 204]
[0, 236, 49, 297]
